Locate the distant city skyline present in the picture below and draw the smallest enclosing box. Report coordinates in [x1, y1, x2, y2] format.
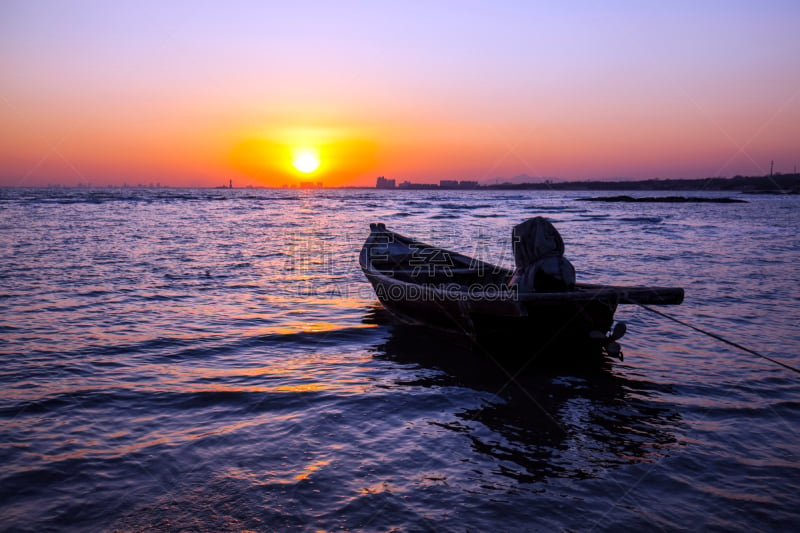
[2, 1, 799, 188]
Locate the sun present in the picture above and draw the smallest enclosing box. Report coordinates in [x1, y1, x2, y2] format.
[292, 148, 320, 174]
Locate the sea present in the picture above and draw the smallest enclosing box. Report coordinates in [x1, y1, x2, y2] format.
[1, 187, 798, 532]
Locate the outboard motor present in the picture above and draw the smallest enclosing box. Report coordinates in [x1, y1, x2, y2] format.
[509, 217, 576, 292]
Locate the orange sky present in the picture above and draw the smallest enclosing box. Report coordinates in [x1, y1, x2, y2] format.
[1, 1, 799, 187]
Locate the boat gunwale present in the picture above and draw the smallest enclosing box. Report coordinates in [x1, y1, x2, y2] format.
[361, 225, 684, 306]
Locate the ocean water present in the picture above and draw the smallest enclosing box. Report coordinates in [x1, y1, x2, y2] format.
[1, 187, 798, 532]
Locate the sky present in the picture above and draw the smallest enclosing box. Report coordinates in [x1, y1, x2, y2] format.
[1, 0, 799, 187]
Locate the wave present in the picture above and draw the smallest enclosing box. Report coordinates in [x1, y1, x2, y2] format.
[620, 216, 663, 223]
[525, 204, 578, 210]
[439, 203, 493, 210]
[240, 325, 387, 349]
[24, 324, 388, 364]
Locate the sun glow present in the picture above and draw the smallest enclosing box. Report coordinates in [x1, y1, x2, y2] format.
[292, 148, 320, 174]
[229, 126, 378, 187]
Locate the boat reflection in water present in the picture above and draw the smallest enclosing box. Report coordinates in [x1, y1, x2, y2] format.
[365, 307, 682, 484]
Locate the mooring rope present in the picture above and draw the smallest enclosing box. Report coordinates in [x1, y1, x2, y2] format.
[638, 304, 800, 375]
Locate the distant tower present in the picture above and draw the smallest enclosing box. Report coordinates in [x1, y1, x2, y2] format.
[229, 179, 233, 189]
[770, 160, 774, 177]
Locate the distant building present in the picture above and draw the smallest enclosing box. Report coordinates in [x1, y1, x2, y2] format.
[459, 180, 479, 189]
[440, 180, 459, 189]
[398, 181, 439, 189]
[376, 176, 396, 189]
[300, 181, 323, 189]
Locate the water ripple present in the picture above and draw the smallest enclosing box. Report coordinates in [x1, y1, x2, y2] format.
[1, 188, 798, 532]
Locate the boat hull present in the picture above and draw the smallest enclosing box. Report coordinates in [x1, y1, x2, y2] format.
[363, 268, 617, 362]
[360, 222, 683, 365]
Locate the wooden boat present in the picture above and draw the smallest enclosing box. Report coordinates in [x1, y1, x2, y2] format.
[360, 222, 684, 364]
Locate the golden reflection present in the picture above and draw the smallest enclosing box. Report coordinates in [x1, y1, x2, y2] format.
[272, 383, 328, 393]
[294, 458, 331, 481]
[257, 322, 377, 336]
[130, 347, 374, 396]
[358, 481, 393, 494]
[227, 457, 333, 486]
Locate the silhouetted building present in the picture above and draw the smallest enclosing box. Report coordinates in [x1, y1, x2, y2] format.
[300, 181, 323, 189]
[459, 180, 479, 189]
[398, 180, 441, 189]
[440, 180, 459, 189]
[376, 176, 396, 189]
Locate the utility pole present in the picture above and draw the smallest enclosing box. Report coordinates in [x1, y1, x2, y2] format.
[770, 160, 774, 177]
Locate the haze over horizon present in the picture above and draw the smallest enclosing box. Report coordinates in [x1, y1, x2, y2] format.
[2, 1, 799, 188]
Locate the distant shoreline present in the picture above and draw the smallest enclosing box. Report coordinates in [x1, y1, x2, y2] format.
[484, 174, 800, 193]
[381, 173, 800, 193]
[4, 173, 799, 192]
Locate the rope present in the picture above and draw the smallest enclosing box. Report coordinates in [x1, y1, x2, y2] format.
[638, 304, 800, 375]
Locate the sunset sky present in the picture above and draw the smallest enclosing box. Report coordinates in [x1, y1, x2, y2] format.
[2, 1, 799, 187]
